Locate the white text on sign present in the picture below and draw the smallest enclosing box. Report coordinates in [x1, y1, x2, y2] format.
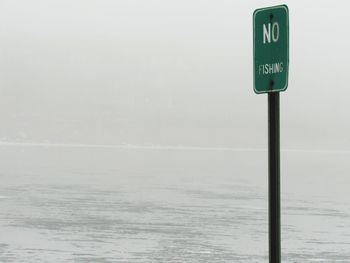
[263, 22, 279, 44]
[258, 63, 283, 75]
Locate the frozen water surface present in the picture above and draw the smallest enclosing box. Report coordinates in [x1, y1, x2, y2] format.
[0, 145, 350, 262]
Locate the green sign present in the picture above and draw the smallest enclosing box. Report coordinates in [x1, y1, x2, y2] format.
[253, 5, 289, 94]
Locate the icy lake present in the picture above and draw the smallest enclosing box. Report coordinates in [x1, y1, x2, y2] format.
[0, 144, 349, 262]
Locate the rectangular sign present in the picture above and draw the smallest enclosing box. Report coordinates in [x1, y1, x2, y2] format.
[253, 5, 289, 94]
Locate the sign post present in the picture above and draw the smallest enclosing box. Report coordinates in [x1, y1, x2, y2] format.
[253, 5, 289, 263]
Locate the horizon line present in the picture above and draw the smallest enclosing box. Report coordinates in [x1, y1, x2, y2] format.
[0, 141, 349, 154]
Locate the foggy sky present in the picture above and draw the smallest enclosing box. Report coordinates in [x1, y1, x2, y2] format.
[0, 0, 349, 150]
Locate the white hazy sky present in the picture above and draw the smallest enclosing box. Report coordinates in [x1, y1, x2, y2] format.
[0, 0, 349, 150]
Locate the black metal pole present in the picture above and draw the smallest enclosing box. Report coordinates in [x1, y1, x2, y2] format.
[268, 92, 280, 263]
